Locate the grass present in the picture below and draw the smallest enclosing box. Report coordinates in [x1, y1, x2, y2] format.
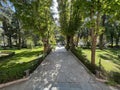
[75, 47, 120, 84]
[81, 48, 120, 73]
[0, 47, 43, 83]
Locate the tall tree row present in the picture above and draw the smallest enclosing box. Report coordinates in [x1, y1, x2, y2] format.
[58, 0, 120, 65]
[9, 0, 53, 53]
[58, 0, 82, 50]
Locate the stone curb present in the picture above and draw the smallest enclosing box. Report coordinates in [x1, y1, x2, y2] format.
[0, 77, 29, 89]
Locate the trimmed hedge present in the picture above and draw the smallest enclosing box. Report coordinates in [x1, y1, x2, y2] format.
[108, 72, 120, 84]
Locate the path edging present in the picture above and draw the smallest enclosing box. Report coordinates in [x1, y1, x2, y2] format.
[0, 77, 29, 89]
[69, 50, 96, 78]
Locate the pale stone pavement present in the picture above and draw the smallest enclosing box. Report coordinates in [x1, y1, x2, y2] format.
[0, 47, 119, 90]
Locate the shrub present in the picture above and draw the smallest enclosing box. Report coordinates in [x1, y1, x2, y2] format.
[108, 72, 120, 84]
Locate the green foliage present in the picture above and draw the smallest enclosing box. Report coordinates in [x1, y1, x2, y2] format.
[26, 38, 35, 49]
[10, 0, 53, 37]
[108, 72, 120, 84]
[58, 0, 82, 36]
[0, 47, 43, 83]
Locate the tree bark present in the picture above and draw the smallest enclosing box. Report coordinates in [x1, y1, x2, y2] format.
[99, 15, 106, 49]
[2, 33, 6, 49]
[90, 1, 100, 65]
[42, 37, 50, 55]
[91, 35, 97, 65]
[90, 4, 96, 65]
[99, 34, 103, 49]
[66, 35, 70, 50]
[8, 35, 12, 48]
[70, 36, 75, 50]
[115, 37, 119, 47]
[110, 34, 114, 47]
[76, 33, 80, 47]
[18, 29, 21, 49]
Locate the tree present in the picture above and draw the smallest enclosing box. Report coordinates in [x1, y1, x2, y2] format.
[58, 0, 120, 65]
[10, 0, 53, 53]
[58, 0, 82, 50]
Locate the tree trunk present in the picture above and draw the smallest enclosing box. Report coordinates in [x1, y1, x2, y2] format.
[76, 33, 80, 47]
[110, 34, 113, 47]
[8, 36, 12, 48]
[42, 37, 50, 55]
[99, 34, 103, 49]
[18, 29, 21, 49]
[66, 35, 70, 50]
[2, 33, 6, 49]
[91, 35, 97, 65]
[99, 14, 106, 49]
[115, 37, 119, 47]
[90, 1, 100, 65]
[90, 4, 96, 65]
[70, 36, 75, 50]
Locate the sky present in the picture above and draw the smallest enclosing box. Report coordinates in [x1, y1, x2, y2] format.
[51, 0, 59, 25]
[1, 0, 15, 12]
[0, 0, 59, 25]
[51, 0, 59, 19]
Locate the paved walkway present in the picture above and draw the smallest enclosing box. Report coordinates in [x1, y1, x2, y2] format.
[0, 47, 118, 90]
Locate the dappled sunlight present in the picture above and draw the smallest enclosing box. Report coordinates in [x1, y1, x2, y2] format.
[0, 0, 120, 88]
[0, 48, 43, 68]
[0, 47, 43, 84]
[0, 45, 119, 90]
[30, 58, 63, 90]
[54, 46, 66, 52]
[82, 48, 120, 73]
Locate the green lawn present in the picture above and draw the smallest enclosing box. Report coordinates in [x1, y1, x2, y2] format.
[81, 48, 120, 73]
[0, 47, 43, 83]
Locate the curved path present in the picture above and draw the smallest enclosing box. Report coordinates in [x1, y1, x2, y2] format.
[0, 47, 118, 90]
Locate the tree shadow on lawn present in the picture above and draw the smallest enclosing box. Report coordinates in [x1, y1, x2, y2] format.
[0, 56, 44, 83]
[103, 48, 119, 55]
[0, 50, 43, 68]
[15, 50, 42, 58]
[99, 53, 120, 65]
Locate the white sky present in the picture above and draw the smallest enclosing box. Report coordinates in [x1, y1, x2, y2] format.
[51, 0, 59, 19]
[51, 0, 60, 26]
